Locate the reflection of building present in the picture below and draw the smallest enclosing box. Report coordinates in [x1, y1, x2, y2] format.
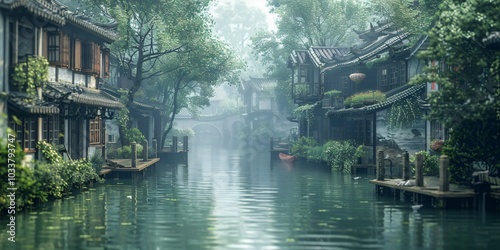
[288, 21, 430, 163]
[2, 0, 122, 161]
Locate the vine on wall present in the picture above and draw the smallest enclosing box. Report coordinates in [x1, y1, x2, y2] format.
[12, 56, 49, 99]
[388, 96, 422, 131]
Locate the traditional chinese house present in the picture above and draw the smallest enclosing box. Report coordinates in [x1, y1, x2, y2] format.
[1, 0, 122, 161]
[288, 21, 431, 164]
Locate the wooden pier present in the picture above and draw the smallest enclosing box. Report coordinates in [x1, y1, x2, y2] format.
[100, 158, 160, 178]
[370, 177, 476, 208]
[371, 150, 500, 210]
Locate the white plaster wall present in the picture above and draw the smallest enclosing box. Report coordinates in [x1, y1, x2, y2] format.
[48, 66, 56, 82]
[88, 75, 96, 88]
[74, 72, 86, 86]
[58, 68, 72, 84]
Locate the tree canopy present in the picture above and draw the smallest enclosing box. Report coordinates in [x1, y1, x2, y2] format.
[411, 0, 500, 182]
[81, 0, 242, 146]
[251, 0, 370, 113]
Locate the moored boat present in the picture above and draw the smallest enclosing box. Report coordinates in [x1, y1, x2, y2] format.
[279, 153, 295, 163]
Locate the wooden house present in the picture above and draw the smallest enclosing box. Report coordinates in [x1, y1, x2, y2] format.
[1, 0, 122, 162]
[288, 21, 431, 164]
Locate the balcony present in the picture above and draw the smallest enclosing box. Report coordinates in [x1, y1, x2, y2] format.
[292, 83, 321, 103]
[322, 96, 345, 109]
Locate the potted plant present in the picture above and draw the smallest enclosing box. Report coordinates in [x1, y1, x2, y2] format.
[430, 139, 444, 152]
[346, 90, 386, 108]
[343, 96, 352, 108]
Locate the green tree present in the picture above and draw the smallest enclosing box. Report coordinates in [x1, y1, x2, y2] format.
[252, 0, 370, 113]
[211, 0, 269, 78]
[372, 0, 441, 36]
[411, 0, 500, 183]
[150, 35, 242, 148]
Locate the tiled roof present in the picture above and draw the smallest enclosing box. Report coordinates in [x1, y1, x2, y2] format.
[7, 0, 65, 24]
[6, 0, 118, 42]
[321, 32, 411, 73]
[8, 93, 60, 115]
[483, 31, 500, 49]
[308, 47, 350, 68]
[287, 22, 412, 73]
[288, 50, 311, 66]
[176, 108, 193, 118]
[326, 83, 425, 117]
[44, 82, 123, 109]
[242, 77, 277, 93]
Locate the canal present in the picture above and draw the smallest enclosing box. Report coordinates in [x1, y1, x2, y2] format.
[2, 145, 500, 249]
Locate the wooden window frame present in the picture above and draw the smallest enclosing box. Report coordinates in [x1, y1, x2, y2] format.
[9, 117, 37, 151]
[89, 117, 102, 145]
[47, 32, 70, 68]
[82, 42, 101, 76]
[82, 42, 94, 73]
[42, 115, 60, 145]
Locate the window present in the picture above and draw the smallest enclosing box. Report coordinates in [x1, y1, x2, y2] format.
[24, 118, 36, 150]
[8, 117, 36, 151]
[89, 117, 102, 144]
[108, 134, 116, 143]
[82, 42, 93, 72]
[299, 67, 307, 83]
[400, 62, 406, 85]
[14, 24, 36, 62]
[42, 115, 60, 145]
[46, 32, 70, 67]
[82, 42, 101, 75]
[430, 120, 443, 140]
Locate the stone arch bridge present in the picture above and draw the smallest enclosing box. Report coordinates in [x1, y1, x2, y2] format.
[174, 113, 245, 142]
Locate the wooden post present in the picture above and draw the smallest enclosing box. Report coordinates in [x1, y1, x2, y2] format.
[131, 141, 137, 168]
[402, 150, 410, 180]
[183, 136, 188, 151]
[152, 139, 158, 158]
[377, 150, 385, 181]
[172, 136, 178, 152]
[439, 155, 449, 192]
[142, 139, 148, 162]
[415, 153, 424, 187]
[270, 137, 274, 151]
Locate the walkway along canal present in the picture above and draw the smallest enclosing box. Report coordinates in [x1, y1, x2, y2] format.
[2, 145, 500, 249]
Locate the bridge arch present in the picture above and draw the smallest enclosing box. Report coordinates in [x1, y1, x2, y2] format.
[191, 122, 224, 139]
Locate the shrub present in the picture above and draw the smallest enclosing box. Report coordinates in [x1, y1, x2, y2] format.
[411, 151, 440, 176]
[125, 128, 145, 144]
[323, 140, 359, 173]
[32, 161, 67, 201]
[306, 146, 324, 163]
[347, 90, 386, 107]
[90, 153, 106, 174]
[291, 137, 317, 158]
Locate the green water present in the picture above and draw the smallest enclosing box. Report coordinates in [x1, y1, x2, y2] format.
[1, 145, 500, 249]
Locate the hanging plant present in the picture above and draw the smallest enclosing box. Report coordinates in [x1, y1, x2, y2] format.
[388, 96, 422, 131]
[12, 56, 49, 98]
[293, 103, 317, 129]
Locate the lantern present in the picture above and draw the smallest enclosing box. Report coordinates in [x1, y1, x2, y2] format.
[349, 72, 366, 83]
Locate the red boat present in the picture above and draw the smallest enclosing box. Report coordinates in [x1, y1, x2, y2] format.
[279, 153, 295, 163]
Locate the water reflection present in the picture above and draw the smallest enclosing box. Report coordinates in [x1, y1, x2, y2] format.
[1, 145, 500, 249]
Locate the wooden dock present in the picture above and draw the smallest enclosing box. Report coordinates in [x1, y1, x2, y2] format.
[99, 158, 160, 178]
[370, 177, 478, 208]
